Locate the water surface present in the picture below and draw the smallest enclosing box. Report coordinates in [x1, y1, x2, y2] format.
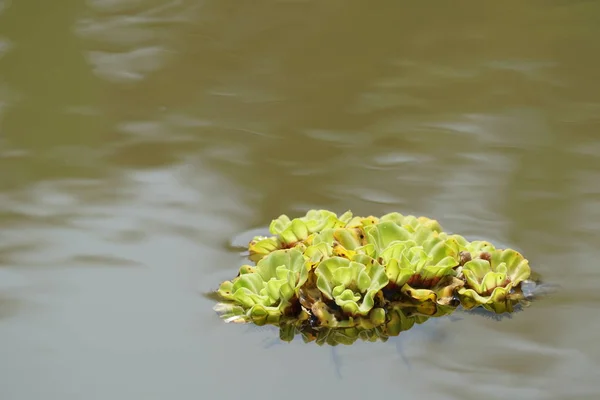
[1, 1, 600, 399]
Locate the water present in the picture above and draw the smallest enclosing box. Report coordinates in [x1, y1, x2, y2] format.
[1, 1, 600, 399]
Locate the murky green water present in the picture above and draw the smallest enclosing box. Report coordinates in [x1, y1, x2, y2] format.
[1, 1, 600, 399]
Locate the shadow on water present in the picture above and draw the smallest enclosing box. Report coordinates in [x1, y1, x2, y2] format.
[233, 304, 534, 380]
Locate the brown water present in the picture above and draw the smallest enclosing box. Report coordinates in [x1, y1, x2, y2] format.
[1, 1, 600, 399]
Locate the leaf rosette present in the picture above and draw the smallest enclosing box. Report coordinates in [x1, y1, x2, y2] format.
[213, 209, 541, 344]
[457, 248, 531, 312]
[248, 210, 353, 262]
[216, 249, 309, 324]
[315, 256, 389, 316]
[270, 210, 353, 245]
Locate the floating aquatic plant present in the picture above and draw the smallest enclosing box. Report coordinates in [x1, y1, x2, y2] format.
[213, 210, 541, 345]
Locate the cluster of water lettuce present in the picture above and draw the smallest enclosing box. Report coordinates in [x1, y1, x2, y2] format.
[214, 210, 533, 344]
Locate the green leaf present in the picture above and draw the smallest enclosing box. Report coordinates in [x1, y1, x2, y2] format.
[248, 237, 279, 262]
[381, 213, 443, 235]
[366, 221, 411, 253]
[462, 259, 492, 291]
[399, 215, 422, 232]
[332, 262, 357, 288]
[402, 247, 429, 269]
[384, 246, 430, 286]
[255, 249, 307, 283]
[449, 234, 470, 247]
[333, 228, 364, 250]
[457, 285, 514, 311]
[467, 240, 496, 254]
[312, 229, 334, 246]
[217, 248, 310, 317]
[248, 304, 281, 325]
[232, 273, 265, 296]
[217, 280, 234, 300]
[268, 210, 352, 245]
[480, 270, 508, 293]
[490, 248, 531, 284]
[401, 284, 437, 303]
[412, 226, 437, 245]
[315, 257, 350, 299]
[231, 286, 267, 308]
[385, 258, 400, 282]
[315, 256, 388, 316]
[357, 268, 372, 292]
[279, 322, 296, 342]
[269, 215, 291, 235]
[419, 265, 454, 280]
[414, 216, 443, 233]
[292, 219, 309, 240]
[355, 243, 376, 258]
[369, 308, 386, 326]
[278, 220, 307, 244]
[265, 277, 287, 301]
[303, 210, 350, 232]
[386, 306, 417, 336]
[431, 255, 459, 268]
[345, 215, 379, 229]
[462, 258, 510, 295]
[352, 253, 378, 267]
[238, 265, 256, 275]
[303, 242, 331, 262]
[335, 288, 361, 304]
[424, 236, 462, 264]
[379, 240, 417, 265]
[379, 212, 406, 224]
[462, 258, 490, 278]
[338, 210, 354, 224]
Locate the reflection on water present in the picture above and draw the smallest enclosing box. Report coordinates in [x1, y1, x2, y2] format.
[1, 0, 600, 399]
